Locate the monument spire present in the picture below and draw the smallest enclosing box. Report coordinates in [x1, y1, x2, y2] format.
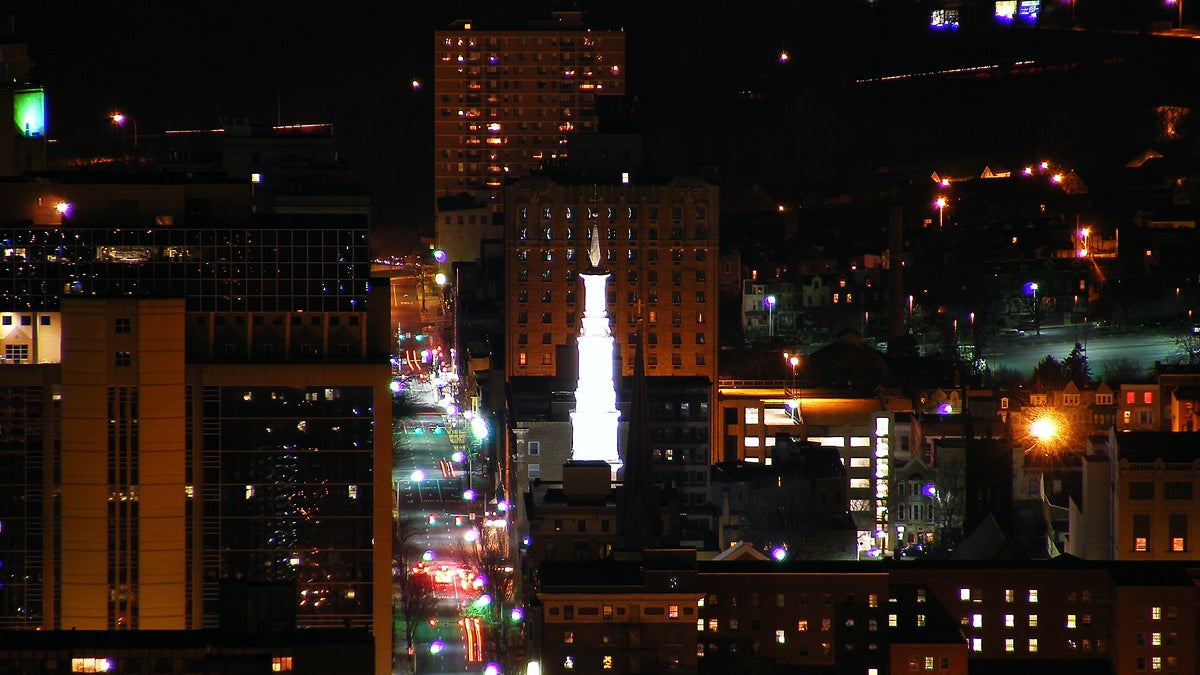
[570, 224, 622, 477]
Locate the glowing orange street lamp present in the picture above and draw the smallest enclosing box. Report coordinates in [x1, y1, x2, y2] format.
[935, 196, 947, 228]
[1029, 417, 1058, 445]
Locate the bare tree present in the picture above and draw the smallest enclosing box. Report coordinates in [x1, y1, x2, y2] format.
[927, 451, 968, 554]
[395, 516, 437, 674]
[1171, 328, 1200, 366]
[461, 521, 520, 673]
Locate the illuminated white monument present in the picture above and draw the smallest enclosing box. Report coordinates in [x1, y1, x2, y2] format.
[570, 225, 622, 477]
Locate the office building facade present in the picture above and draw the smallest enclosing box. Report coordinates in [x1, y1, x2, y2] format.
[0, 180, 393, 674]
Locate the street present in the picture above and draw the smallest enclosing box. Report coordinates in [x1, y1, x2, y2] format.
[393, 382, 503, 675]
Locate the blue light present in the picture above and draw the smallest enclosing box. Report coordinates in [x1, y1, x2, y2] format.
[771, 546, 787, 561]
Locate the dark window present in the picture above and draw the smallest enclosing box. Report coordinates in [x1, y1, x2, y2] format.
[1165, 482, 1193, 500]
[115, 351, 132, 367]
[1129, 482, 1154, 500]
[115, 318, 131, 334]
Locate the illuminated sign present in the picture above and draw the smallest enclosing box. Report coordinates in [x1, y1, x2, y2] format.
[1018, 0, 1039, 23]
[13, 88, 45, 137]
[930, 8, 960, 30]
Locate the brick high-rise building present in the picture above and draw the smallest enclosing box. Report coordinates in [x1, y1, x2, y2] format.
[502, 177, 718, 382]
[433, 17, 626, 210]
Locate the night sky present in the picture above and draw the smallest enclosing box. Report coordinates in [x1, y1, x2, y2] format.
[5, 0, 1200, 242]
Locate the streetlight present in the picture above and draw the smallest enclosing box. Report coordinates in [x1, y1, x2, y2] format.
[784, 353, 802, 424]
[410, 469, 425, 504]
[765, 294, 776, 342]
[110, 112, 138, 150]
[934, 196, 947, 228]
[1168, 0, 1183, 27]
[1024, 281, 1041, 335]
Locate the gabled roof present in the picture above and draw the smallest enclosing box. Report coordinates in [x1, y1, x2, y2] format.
[949, 513, 1028, 561]
[711, 541, 771, 562]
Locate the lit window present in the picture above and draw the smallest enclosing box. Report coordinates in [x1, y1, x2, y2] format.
[1172, 537, 1185, 552]
[971, 638, 982, 652]
[271, 657, 293, 672]
[1005, 638, 1015, 652]
[775, 629, 786, 644]
[72, 659, 115, 673]
[1028, 589, 1039, 603]
[887, 614, 897, 627]
[1029, 638, 1038, 653]
[798, 620, 808, 631]
[1152, 656, 1162, 671]
[925, 656, 934, 670]
[708, 619, 718, 632]
[563, 631, 574, 644]
[563, 656, 574, 670]
[1004, 589, 1014, 603]
[602, 655, 613, 670]
[1152, 632, 1162, 646]
[696, 619, 704, 632]
[1152, 606, 1163, 620]
[1029, 614, 1038, 627]
[1144, 391, 1153, 404]
[1136, 537, 1149, 552]
[668, 605, 679, 618]
[1005, 614, 1015, 627]
[959, 588, 971, 601]
[972, 614, 983, 628]
[1067, 614, 1076, 628]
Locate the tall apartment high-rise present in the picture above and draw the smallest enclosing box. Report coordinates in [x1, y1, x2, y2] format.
[433, 16, 626, 212]
[0, 177, 394, 675]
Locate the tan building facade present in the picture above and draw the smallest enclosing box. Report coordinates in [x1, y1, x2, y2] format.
[503, 178, 719, 381]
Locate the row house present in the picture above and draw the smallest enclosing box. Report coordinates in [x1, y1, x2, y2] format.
[535, 552, 1196, 674]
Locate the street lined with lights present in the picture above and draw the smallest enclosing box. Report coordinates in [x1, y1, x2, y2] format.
[394, 396, 518, 673]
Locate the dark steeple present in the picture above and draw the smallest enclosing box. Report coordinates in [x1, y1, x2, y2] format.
[616, 328, 662, 550]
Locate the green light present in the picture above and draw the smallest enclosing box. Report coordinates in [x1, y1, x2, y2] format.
[13, 89, 45, 137]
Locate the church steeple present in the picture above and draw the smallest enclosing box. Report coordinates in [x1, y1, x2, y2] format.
[616, 325, 662, 550]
